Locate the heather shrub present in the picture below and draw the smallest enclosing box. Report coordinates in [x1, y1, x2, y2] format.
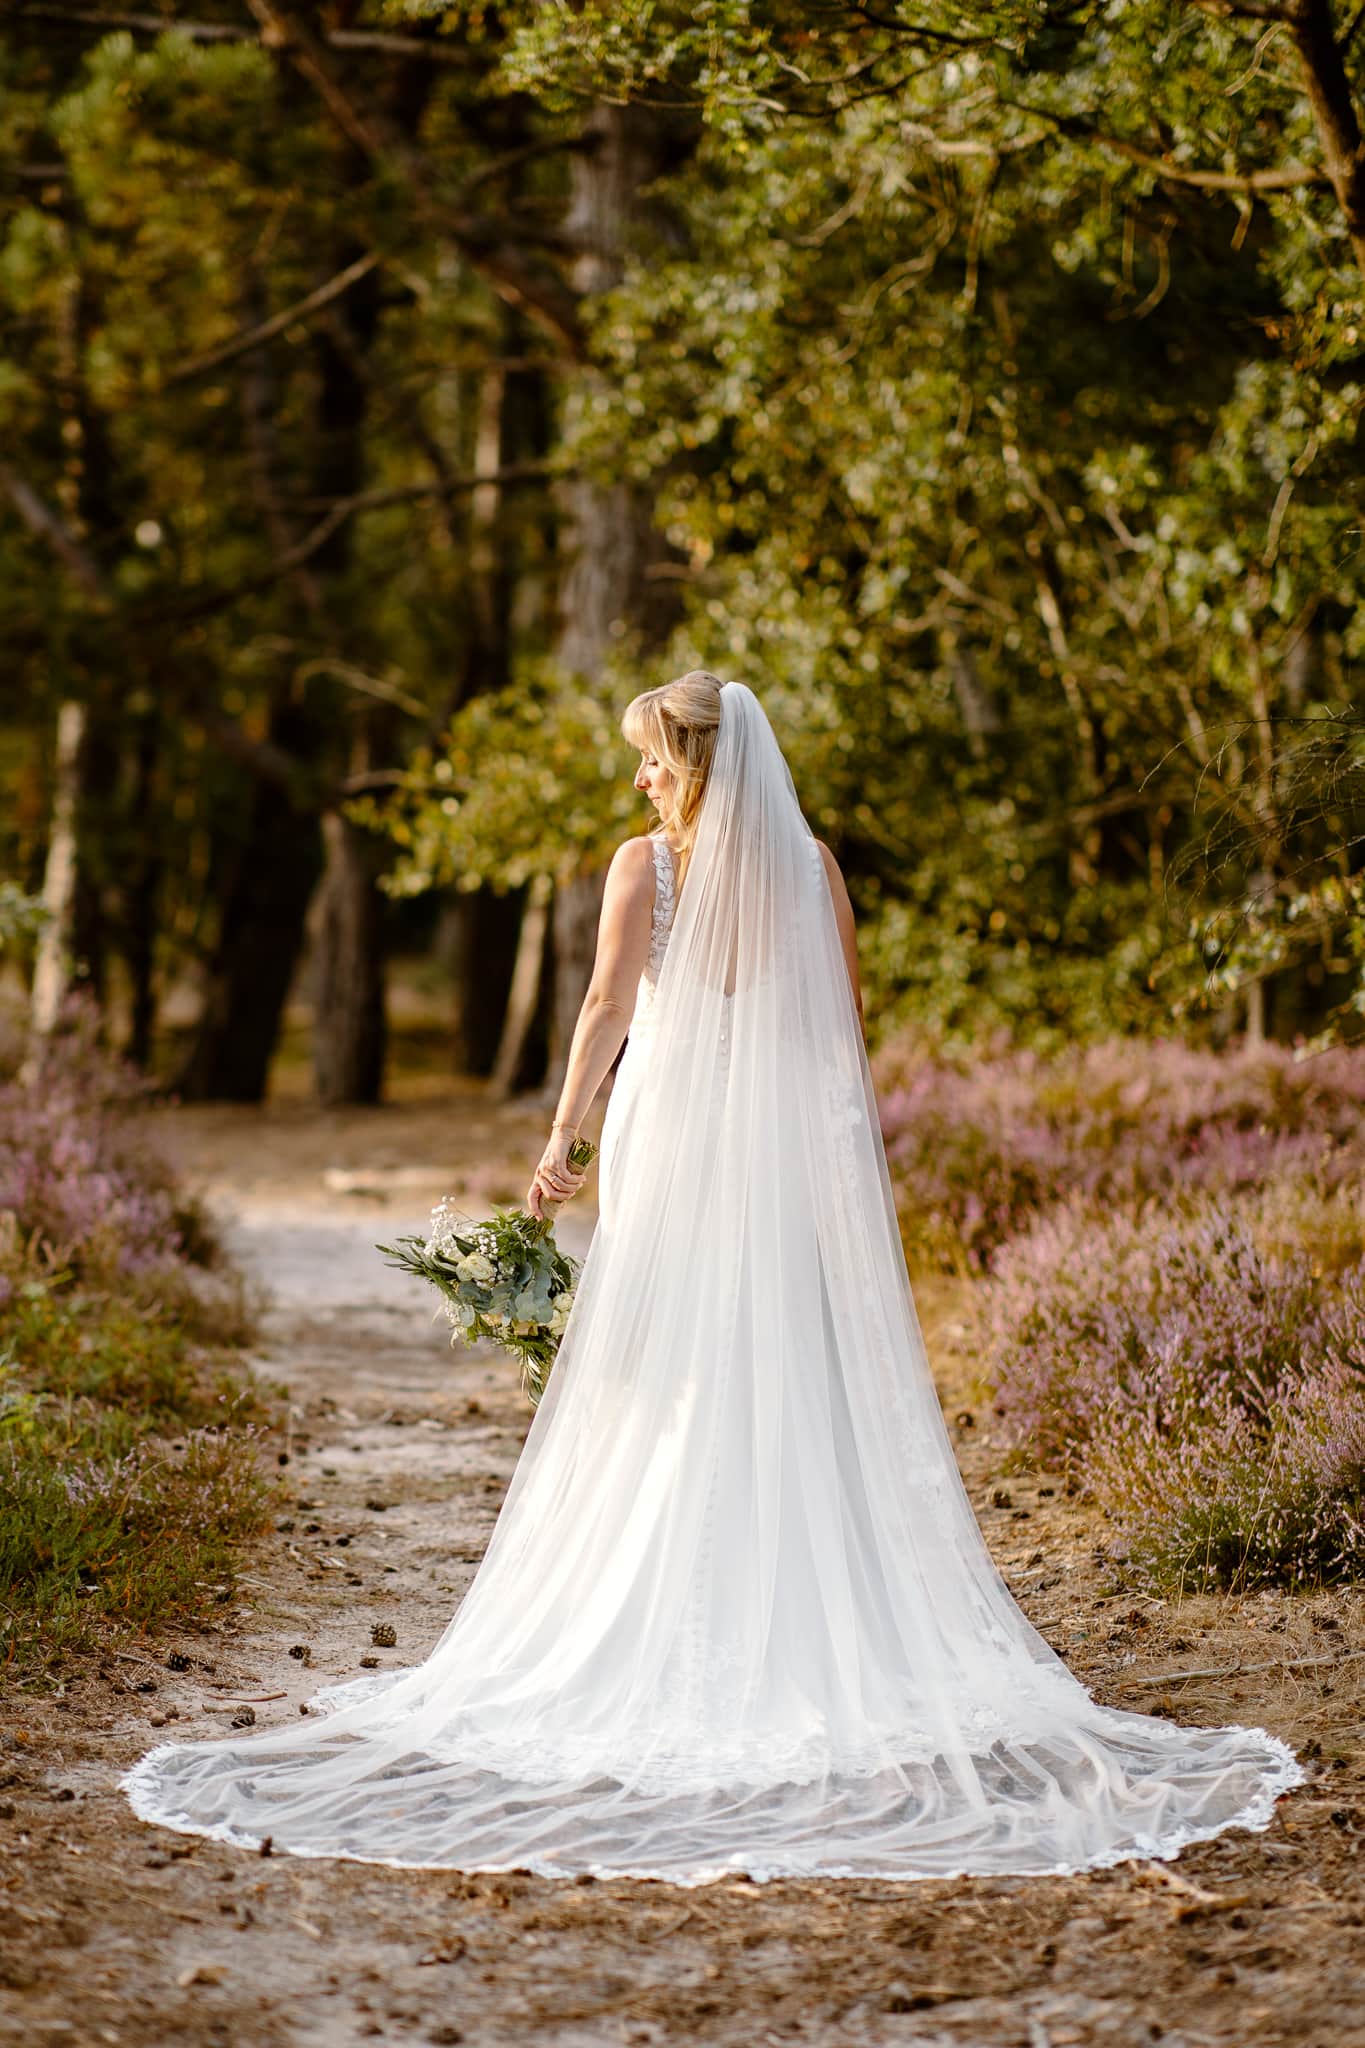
[981, 1197, 1365, 1591]
[0, 1011, 273, 1668]
[1089, 1367, 1365, 1593]
[0, 1386, 275, 1638]
[0, 1010, 253, 1342]
[878, 1037, 1365, 1270]
[1246, 1177, 1365, 1273]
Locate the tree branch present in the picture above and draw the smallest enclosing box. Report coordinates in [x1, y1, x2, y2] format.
[0, 462, 113, 607]
[18, 5, 476, 64]
[194, 704, 303, 792]
[455, 133, 597, 199]
[164, 252, 384, 385]
[0, 461, 309, 791]
[1185, 0, 1365, 272]
[1184, 0, 1296, 24]
[845, 6, 1000, 47]
[29, 2, 594, 353]
[293, 659, 428, 720]
[0, 452, 557, 802]
[1286, 0, 1365, 272]
[239, 0, 586, 354]
[138, 464, 564, 627]
[1010, 102, 1329, 192]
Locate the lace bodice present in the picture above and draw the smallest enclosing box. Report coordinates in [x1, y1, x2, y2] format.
[629, 834, 678, 1032]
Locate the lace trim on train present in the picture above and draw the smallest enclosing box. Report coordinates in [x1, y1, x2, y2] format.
[296, 1656, 1191, 1795]
[122, 1720, 1305, 1884]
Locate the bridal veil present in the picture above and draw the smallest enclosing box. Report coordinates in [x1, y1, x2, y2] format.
[124, 680, 1300, 1882]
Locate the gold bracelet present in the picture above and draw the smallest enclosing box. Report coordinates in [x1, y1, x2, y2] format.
[551, 1119, 579, 1134]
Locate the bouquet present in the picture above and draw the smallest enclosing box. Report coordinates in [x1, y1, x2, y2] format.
[378, 1139, 596, 1407]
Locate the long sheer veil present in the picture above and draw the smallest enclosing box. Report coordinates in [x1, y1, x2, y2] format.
[123, 680, 1300, 1882]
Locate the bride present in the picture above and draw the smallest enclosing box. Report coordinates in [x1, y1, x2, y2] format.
[125, 672, 1301, 1883]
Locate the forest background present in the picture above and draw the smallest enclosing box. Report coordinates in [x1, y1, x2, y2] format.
[4, 0, 1363, 1101]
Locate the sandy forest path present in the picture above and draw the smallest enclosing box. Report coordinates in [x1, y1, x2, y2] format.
[4, 1089, 1365, 2048]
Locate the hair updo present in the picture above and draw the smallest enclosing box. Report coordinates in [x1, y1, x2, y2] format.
[621, 670, 724, 872]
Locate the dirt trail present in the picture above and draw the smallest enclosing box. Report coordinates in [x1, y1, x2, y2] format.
[4, 1091, 1365, 2048]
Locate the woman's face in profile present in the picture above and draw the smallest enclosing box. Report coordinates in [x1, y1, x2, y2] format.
[634, 751, 674, 819]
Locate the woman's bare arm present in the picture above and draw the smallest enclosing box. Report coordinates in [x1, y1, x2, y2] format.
[527, 836, 656, 1216]
[815, 839, 864, 1035]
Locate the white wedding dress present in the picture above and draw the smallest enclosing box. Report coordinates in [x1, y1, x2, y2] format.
[124, 683, 1301, 1883]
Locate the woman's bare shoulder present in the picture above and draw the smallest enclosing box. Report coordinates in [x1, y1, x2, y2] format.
[611, 833, 660, 870]
[604, 835, 660, 898]
[813, 837, 855, 908]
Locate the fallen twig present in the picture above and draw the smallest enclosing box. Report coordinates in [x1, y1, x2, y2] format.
[1118, 1648, 1365, 1689]
[639, 1910, 697, 1942]
[1137, 1862, 1251, 1913]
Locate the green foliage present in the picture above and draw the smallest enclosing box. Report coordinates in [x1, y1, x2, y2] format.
[358, 673, 646, 893]
[0, 11, 564, 1069]
[473, 2, 1365, 1041]
[0, 882, 46, 955]
[6, 1, 1364, 1064]
[0, 1279, 277, 1672]
[0, 1277, 263, 1426]
[1159, 716, 1365, 1043]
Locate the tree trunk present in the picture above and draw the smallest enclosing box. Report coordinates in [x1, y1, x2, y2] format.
[124, 700, 162, 1070]
[439, 341, 521, 1079]
[435, 891, 526, 1075]
[543, 105, 691, 1087]
[456, 348, 513, 709]
[69, 703, 118, 1012]
[301, 222, 390, 1104]
[312, 808, 387, 1105]
[28, 699, 86, 1045]
[276, 22, 423, 1104]
[1290, 0, 1365, 277]
[29, 230, 120, 1047]
[945, 636, 999, 760]
[177, 724, 323, 1101]
[549, 869, 609, 1082]
[490, 872, 553, 1097]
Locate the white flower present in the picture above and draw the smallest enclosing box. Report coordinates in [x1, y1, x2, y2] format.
[483, 1310, 506, 1328]
[456, 1251, 496, 1285]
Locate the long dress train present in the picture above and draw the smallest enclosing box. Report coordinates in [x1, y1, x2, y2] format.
[123, 683, 1302, 1884]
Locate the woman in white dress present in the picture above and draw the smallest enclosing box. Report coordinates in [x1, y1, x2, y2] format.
[124, 672, 1301, 1883]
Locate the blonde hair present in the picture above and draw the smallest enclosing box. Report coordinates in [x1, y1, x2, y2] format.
[622, 670, 724, 875]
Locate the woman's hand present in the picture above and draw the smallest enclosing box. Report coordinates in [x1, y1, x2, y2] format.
[527, 1128, 588, 1221]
